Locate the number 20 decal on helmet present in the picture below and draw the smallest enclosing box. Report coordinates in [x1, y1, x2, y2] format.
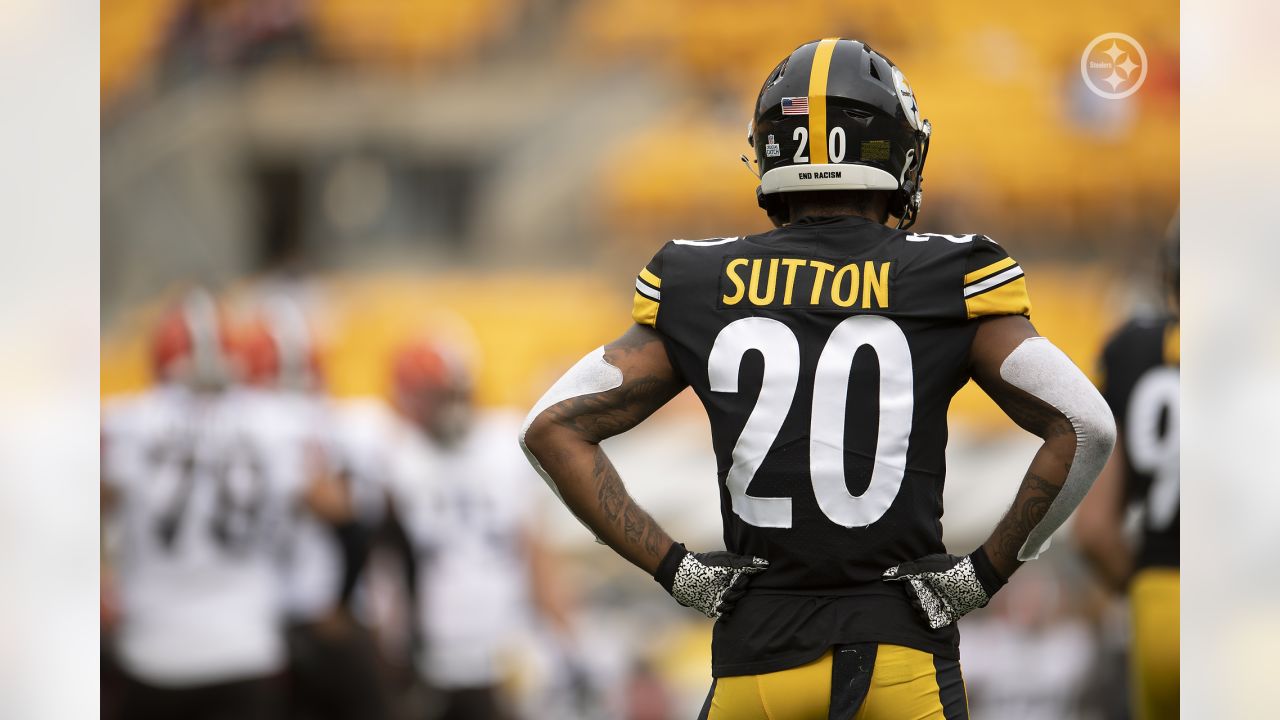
[747, 39, 932, 229]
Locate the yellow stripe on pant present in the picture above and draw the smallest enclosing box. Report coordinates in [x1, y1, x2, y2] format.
[702, 644, 967, 719]
[1130, 568, 1179, 720]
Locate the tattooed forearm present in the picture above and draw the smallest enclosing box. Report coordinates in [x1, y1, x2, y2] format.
[623, 505, 646, 545]
[642, 520, 662, 558]
[522, 324, 685, 575]
[592, 446, 662, 557]
[986, 471, 1058, 574]
[595, 450, 625, 522]
[581, 445, 672, 570]
[969, 316, 1101, 581]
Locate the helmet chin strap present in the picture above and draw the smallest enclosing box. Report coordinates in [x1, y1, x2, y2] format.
[893, 123, 931, 230]
[895, 206, 914, 230]
[739, 154, 761, 179]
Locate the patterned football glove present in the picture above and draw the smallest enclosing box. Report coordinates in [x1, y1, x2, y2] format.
[653, 542, 769, 619]
[882, 547, 1008, 630]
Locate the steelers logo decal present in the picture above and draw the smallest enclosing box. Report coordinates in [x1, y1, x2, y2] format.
[891, 66, 922, 131]
[1081, 33, 1148, 100]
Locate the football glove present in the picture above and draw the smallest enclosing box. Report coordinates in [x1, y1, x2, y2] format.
[653, 542, 769, 619]
[882, 547, 1008, 630]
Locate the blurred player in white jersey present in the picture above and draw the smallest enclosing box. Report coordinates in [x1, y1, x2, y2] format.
[383, 337, 582, 720]
[236, 295, 394, 720]
[101, 289, 349, 720]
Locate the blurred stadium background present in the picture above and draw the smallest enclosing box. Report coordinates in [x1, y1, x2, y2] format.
[100, 1, 1177, 718]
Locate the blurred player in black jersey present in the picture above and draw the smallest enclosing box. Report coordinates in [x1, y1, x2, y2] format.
[1076, 216, 1179, 720]
[521, 39, 1116, 719]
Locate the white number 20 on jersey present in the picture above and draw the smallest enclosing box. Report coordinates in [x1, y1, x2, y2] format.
[708, 316, 913, 529]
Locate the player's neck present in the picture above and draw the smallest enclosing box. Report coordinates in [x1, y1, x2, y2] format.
[786, 199, 889, 226]
[787, 209, 885, 224]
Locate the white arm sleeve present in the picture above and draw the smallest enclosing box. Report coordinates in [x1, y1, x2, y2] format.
[518, 347, 623, 538]
[999, 337, 1117, 560]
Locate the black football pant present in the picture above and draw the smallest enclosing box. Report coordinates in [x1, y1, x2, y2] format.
[286, 619, 391, 720]
[117, 673, 282, 720]
[429, 685, 513, 720]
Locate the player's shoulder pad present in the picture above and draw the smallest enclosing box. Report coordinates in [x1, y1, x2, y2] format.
[1102, 313, 1175, 364]
[631, 236, 741, 328]
[952, 233, 1031, 320]
[893, 231, 988, 272]
[894, 231, 1030, 319]
[903, 231, 991, 247]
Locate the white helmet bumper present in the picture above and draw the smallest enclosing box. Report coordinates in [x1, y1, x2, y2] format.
[759, 163, 900, 195]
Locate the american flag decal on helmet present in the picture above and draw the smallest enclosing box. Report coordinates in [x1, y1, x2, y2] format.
[781, 97, 809, 115]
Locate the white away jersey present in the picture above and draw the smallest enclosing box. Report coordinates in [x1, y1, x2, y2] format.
[102, 386, 315, 686]
[384, 411, 541, 688]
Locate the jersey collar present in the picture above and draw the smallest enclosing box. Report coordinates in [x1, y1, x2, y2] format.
[789, 214, 880, 228]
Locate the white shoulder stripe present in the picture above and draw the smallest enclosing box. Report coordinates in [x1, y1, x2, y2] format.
[963, 266, 1024, 297]
[635, 279, 661, 301]
[906, 233, 977, 244]
[672, 236, 740, 246]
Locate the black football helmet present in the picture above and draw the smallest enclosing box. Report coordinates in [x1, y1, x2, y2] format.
[748, 39, 931, 228]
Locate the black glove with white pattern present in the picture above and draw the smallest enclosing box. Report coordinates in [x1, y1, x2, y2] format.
[882, 547, 1008, 630]
[654, 542, 769, 619]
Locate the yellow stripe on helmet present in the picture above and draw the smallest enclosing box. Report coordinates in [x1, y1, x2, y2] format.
[806, 38, 840, 165]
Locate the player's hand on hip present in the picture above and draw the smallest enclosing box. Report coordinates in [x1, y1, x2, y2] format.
[883, 547, 1007, 629]
[653, 542, 768, 619]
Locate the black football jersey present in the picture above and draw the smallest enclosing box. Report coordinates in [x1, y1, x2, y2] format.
[1099, 316, 1180, 572]
[630, 215, 1032, 676]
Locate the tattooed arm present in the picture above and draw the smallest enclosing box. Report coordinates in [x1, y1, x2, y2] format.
[522, 325, 769, 618]
[970, 314, 1115, 578]
[970, 315, 1077, 579]
[521, 324, 686, 574]
[885, 315, 1114, 630]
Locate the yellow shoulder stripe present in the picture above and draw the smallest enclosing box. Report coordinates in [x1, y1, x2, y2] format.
[639, 267, 662, 289]
[963, 256, 1017, 285]
[965, 276, 1031, 319]
[632, 292, 659, 327]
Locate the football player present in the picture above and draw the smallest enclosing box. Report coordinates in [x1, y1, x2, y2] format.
[521, 39, 1116, 719]
[1075, 216, 1179, 720]
[236, 296, 392, 720]
[101, 289, 350, 720]
[383, 338, 581, 720]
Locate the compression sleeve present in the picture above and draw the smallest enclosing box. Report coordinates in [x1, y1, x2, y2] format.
[1000, 336, 1117, 560]
[518, 347, 623, 539]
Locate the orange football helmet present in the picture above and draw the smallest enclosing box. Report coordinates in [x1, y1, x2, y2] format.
[391, 338, 473, 442]
[150, 288, 235, 389]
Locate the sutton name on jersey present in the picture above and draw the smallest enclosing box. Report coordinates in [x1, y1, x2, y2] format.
[721, 257, 891, 310]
